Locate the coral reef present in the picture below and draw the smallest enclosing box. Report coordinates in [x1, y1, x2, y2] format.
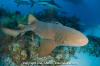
[0, 30, 77, 66]
[0, 56, 15, 66]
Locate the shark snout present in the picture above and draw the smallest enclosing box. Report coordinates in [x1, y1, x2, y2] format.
[79, 36, 88, 46]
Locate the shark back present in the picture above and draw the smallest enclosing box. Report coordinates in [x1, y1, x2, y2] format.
[33, 21, 60, 39]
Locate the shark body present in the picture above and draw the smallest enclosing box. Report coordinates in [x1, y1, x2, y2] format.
[2, 14, 88, 57]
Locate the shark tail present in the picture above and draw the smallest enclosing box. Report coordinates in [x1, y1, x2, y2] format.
[2, 28, 20, 37]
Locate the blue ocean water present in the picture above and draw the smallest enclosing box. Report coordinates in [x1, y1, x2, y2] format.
[0, 0, 100, 66]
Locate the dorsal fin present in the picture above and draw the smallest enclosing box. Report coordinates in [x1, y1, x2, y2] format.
[28, 14, 37, 24]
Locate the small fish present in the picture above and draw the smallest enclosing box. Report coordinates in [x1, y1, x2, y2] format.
[36, 2, 61, 9]
[30, 0, 35, 7]
[14, 0, 61, 9]
[38, 0, 61, 8]
[2, 14, 88, 57]
[14, 0, 30, 7]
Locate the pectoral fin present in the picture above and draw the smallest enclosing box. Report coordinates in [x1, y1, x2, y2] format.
[39, 39, 57, 57]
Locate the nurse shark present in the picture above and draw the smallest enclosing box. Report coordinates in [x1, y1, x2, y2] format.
[2, 14, 88, 57]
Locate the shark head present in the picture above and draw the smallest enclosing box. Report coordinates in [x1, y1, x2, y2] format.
[76, 33, 88, 46]
[66, 33, 88, 46]
[62, 27, 88, 46]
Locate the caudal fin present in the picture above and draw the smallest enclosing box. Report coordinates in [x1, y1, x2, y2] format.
[2, 28, 20, 37]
